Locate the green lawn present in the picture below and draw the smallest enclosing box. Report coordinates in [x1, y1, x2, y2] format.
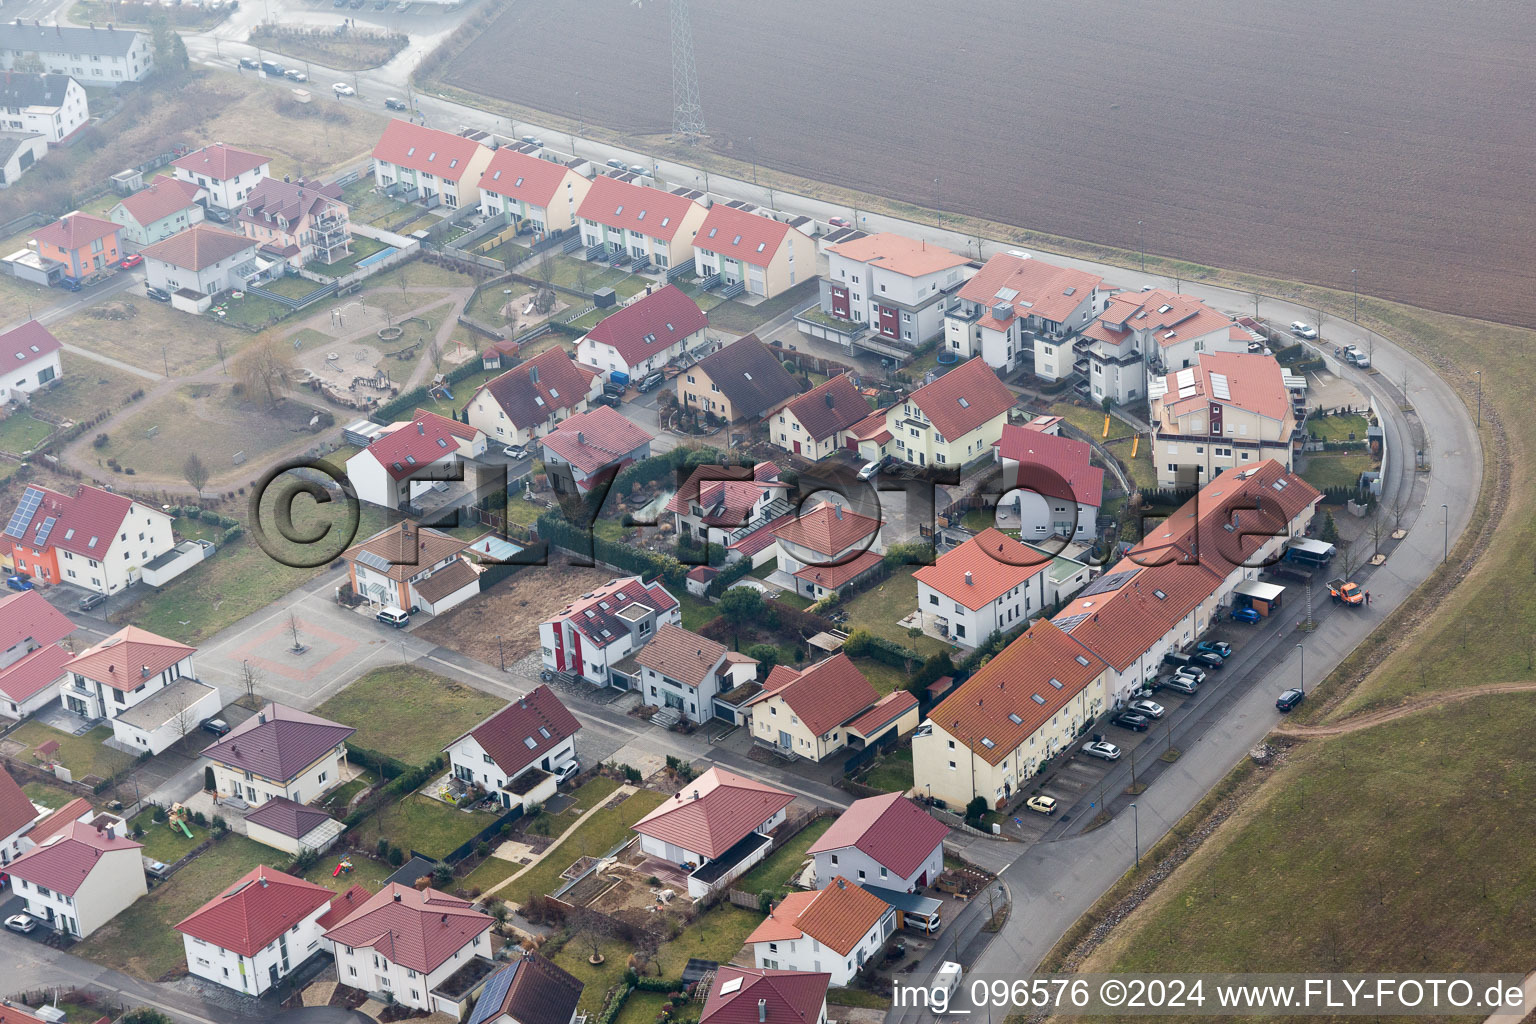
[128, 809, 210, 864]
[214, 291, 292, 329]
[705, 280, 819, 334]
[773, 591, 814, 612]
[352, 793, 500, 860]
[303, 850, 394, 894]
[1299, 452, 1376, 492]
[1304, 412, 1371, 443]
[260, 274, 329, 301]
[315, 665, 505, 767]
[860, 746, 914, 794]
[850, 656, 915, 698]
[839, 570, 951, 658]
[614, 991, 671, 1024]
[826, 989, 894, 1009]
[496, 789, 668, 907]
[22, 781, 74, 810]
[0, 411, 54, 454]
[547, 255, 648, 298]
[9, 723, 118, 782]
[1049, 401, 1133, 442]
[676, 592, 720, 632]
[552, 937, 632, 1015]
[320, 770, 375, 813]
[732, 817, 833, 901]
[654, 903, 762, 975]
[306, 235, 389, 278]
[341, 180, 414, 227]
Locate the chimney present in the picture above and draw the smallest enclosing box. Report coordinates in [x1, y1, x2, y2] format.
[834, 506, 842, 520]
[529, 364, 539, 384]
[416, 421, 425, 434]
[393, 892, 402, 902]
[259, 877, 268, 888]
[108, 664, 114, 673]
[964, 571, 973, 585]
[258, 711, 267, 725]
[824, 393, 834, 409]
[758, 999, 767, 1023]
[141, 664, 150, 678]
[836, 878, 845, 889]
[576, 431, 585, 445]
[692, 789, 700, 800]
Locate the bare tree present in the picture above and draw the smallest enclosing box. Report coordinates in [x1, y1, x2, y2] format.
[573, 909, 612, 964]
[427, 339, 445, 371]
[239, 659, 261, 706]
[182, 452, 210, 498]
[169, 688, 199, 745]
[535, 249, 556, 287]
[1371, 511, 1386, 556]
[1248, 289, 1263, 318]
[235, 335, 295, 411]
[1313, 306, 1331, 342]
[214, 334, 228, 375]
[629, 929, 660, 977]
[287, 613, 303, 651]
[1337, 539, 1362, 579]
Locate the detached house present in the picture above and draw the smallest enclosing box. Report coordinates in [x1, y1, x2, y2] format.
[171, 143, 272, 211]
[108, 175, 206, 248]
[677, 334, 801, 425]
[370, 120, 492, 209]
[32, 211, 120, 279]
[466, 953, 585, 1024]
[700, 968, 829, 1024]
[345, 409, 488, 510]
[141, 225, 263, 301]
[631, 766, 793, 898]
[1148, 350, 1299, 488]
[693, 204, 813, 298]
[0, 72, 88, 143]
[0, 130, 46, 189]
[746, 877, 896, 986]
[575, 283, 708, 382]
[0, 767, 44, 865]
[820, 233, 970, 354]
[665, 460, 789, 550]
[2, 482, 175, 594]
[630, 622, 758, 725]
[745, 653, 915, 763]
[538, 405, 654, 496]
[883, 357, 1015, 470]
[444, 685, 581, 812]
[539, 575, 680, 686]
[237, 177, 352, 267]
[770, 501, 885, 601]
[342, 521, 478, 615]
[464, 347, 599, 447]
[0, 319, 62, 404]
[576, 174, 707, 270]
[0, 589, 75, 720]
[60, 626, 220, 754]
[771, 374, 868, 461]
[0, 23, 153, 86]
[993, 423, 1104, 542]
[808, 793, 948, 891]
[944, 252, 1103, 377]
[201, 703, 354, 808]
[912, 528, 1053, 648]
[477, 147, 592, 238]
[7, 814, 146, 938]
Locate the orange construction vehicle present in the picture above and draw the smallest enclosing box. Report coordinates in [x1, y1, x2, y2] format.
[1327, 577, 1364, 606]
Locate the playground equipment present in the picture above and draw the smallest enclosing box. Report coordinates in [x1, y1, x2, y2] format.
[1131, 434, 1140, 457]
[333, 857, 353, 877]
[1103, 414, 1111, 438]
[167, 803, 194, 839]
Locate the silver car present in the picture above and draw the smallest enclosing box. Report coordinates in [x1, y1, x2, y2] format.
[1175, 666, 1206, 685]
[1128, 698, 1165, 719]
[1163, 676, 1199, 695]
[1081, 740, 1121, 761]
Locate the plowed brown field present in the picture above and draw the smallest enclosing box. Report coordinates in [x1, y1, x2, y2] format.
[445, 0, 1536, 326]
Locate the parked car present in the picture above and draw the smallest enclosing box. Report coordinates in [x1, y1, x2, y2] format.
[201, 717, 231, 737]
[629, 164, 648, 176]
[1162, 651, 1193, 669]
[333, 82, 356, 97]
[857, 460, 882, 481]
[59, 277, 82, 292]
[1192, 651, 1225, 670]
[238, 56, 261, 69]
[594, 393, 621, 408]
[602, 381, 626, 399]
[1025, 795, 1057, 815]
[555, 759, 580, 784]
[1196, 640, 1232, 658]
[348, 0, 364, 8]
[502, 444, 529, 460]
[259, 59, 284, 76]
[1231, 606, 1262, 624]
[1081, 740, 1121, 761]
[1111, 710, 1150, 732]
[1276, 688, 1305, 712]
[285, 68, 308, 82]
[1342, 344, 1371, 368]
[4, 913, 37, 934]
[5, 575, 33, 591]
[1290, 320, 1317, 339]
[146, 286, 173, 302]
[77, 592, 108, 611]
[636, 371, 665, 393]
[1175, 666, 1206, 685]
[1128, 698, 1165, 719]
[520, 135, 539, 145]
[606, 157, 626, 169]
[1162, 676, 1199, 695]
[397, 0, 411, 10]
[373, 0, 388, 8]
[827, 216, 851, 228]
[376, 607, 410, 628]
[204, 207, 233, 223]
[384, 96, 409, 111]
[118, 253, 143, 269]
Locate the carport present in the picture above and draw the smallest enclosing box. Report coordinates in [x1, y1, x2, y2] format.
[1233, 579, 1285, 615]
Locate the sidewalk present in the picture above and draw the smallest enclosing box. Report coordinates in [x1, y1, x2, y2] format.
[482, 784, 637, 901]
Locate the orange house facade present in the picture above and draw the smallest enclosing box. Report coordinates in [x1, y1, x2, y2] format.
[33, 212, 121, 280]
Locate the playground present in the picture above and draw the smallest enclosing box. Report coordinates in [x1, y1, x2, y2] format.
[129, 803, 206, 864]
[465, 282, 570, 338]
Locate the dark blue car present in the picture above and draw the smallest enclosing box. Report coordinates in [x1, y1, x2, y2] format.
[5, 575, 34, 592]
[1231, 607, 1261, 624]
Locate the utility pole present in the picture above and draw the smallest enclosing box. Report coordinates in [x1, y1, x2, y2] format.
[497, 634, 505, 671]
[1352, 268, 1359, 322]
[1130, 802, 1139, 867]
[1138, 219, 1145, 272]
[1442, 504, 1449, 562]
[1296, 642, 1304, 696]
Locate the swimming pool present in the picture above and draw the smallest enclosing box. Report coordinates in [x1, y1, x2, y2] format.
[356, 245, 398, 269]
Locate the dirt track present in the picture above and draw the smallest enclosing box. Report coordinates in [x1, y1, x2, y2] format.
[1275, 681, 1536, 739]
[447, 0, 1536, 327]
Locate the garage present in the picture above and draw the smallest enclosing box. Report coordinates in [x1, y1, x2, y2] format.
[1233, 579, 1285, 616]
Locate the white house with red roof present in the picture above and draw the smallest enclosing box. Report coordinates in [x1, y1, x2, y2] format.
[746, 877, 896, 985]
[538, 405, 654, 496]
[141, 224, 264, 302]
[744, 653, 914, 763]
[912, 528, 1054, 648]
[576, 175, 707, 271]
[665, 460, 789, 549]
[0, 589, 74, 720]
[632, 766, 793, 898]
[201, 702, 355, 809]
[0, 320, 62, 405]
[1149, 351, 1299, 488]
[820, 233, 971, 353]
[7, 813, 145, 938]
[539, 575, 679, 687]
[107, 174, 206, 248]
[700, 967, 829, 1024]
[3, 482, 175, 595]
[171, 143, 271, 212]
[808, 792, 948, 891]
[0, 767, 45, 865]
[464, 347, 600, 448]
[60, 625, 221, 754]
[771, 374, 869, 461]
[324, 882, 494, 1013]
[476, 147, 593, 237]
[994, 422, 1104, 542]
[944, 251, 1104, 377]
[370, 120, 493, 210]
[341, 521, 478, 615]
[345, 408, 488, 510]
[629, 622, 757, 725]
[575, 284, 708, 382]
[694, 204, 813, 299]
[175, 865, 347, 995]
[881, 357, 1015, 470]
[1085, 288, 1249, 407]
[770, 500, 884, 600]
[443, 684, 580, 811]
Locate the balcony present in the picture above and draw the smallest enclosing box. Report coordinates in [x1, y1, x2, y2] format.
[947, 304, 983, 325]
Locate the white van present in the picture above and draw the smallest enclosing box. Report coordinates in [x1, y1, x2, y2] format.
[376, 607, 410, 628]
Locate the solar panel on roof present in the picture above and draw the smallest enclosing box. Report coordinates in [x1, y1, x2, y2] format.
[1079, 570, 1137, 597]
[1210, 373, 1231, 401]
[5, 486, 44, 539]
[1054, 612, 1090, 632]
[355, 550, 394, 573]
[32, 515, 57, 546]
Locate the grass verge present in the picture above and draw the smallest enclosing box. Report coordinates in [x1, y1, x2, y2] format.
[731, 817, 832, 901]
[314, 665, 505, 767]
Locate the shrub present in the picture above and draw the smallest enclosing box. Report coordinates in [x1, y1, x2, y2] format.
[964, 796, 988, 826]
[475, 840, 491, 858]
[92, 433, 109, 448]
[151, 804, 168, 824]
[191, 810, 208, 827]
[387, 844, 405, 867]
[376, 837, 391, 857]
[211, 815, 228, 834]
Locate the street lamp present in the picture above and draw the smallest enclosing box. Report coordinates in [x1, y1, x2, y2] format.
[1295, 643, 1304, 696]
[1138, 220, 1145, 273]
[497, 634, 505, 672]
[1442, 504, 1449, 563]
[933, 177, 941, 230]
[747, 137, 757, 185]
[1352, 268, 1359, 322]
[1474, 370, 1483, 428]
[1130, 802, 1140, 867]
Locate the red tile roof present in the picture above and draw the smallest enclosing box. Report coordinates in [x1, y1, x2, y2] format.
[0, 768, 39, 842]
[743, 890, 819, 944]
[771, 501, 880, 557]
[748, 652, 879, 737]
[540, 406, 654, 476]
[906, 358, 1015, 441]
[575, 175, 702, 243]
[173, 143, 270, 181]
[913, 528, 1050, 611]
[323, 882, 491, 975]
[64, 626, 193, 691]
[1051, 559, 1222, 672]
[0, 320, 61, 368]
[471, 347, 596, 430]
[140, 225, 256, 272]
[343, 523, 468, 583]
[365, 409, 482, 481]
[174, 865, 335, 956]
[34, 212, 118, 252]
[371, 120, 485, 182]
[1157, 351, 1293, 423]
[792, 548, 882, 591]
[726, 513, 795, 557]
[117, 175, 204, 226]
[825, 232, 968, 279]
[696, 204, 792, 267]
[995, 424, 1104, 508]
[23, 798, 91, 846]
[550, 576, 679, 649]
[844, 690, 919, 739]
[0, 643, 72, 705]
[1120, 289, 1235, 348]
[478, 147, 574, 207]
[747, 877, 890, 956]
[957, 252, 1102, 327]
[580, 284, 707, 367]
[449, 684, 581, 778]
[0, 1002, 49, 1024]
[665, 465, 787, 526]
[634, 623, 731, 689]
[780, 374, 867, 442]
[700, 968, 829, 1024]
[318, 884, 370, 929]
[0, 588, 74, 654]
[238, 177, 345, 231]
[7, 819, 141, 896]
[468, 953, 585, 1024]
[808, 793, 947, 879]
[242, 796, 337, 840]
[845, 409, 893, 445]
[633, 766, 793, 859]
[5, 482, 150, 561]
[201, 702, 354, 782]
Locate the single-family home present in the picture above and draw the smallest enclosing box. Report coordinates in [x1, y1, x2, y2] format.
[342, 521, 478, 614]
[944, 252, 1103, 377]
[175, 865, 345, 995]
[576, 174, 707, 271]
[108, 175, 207, 248]
[444, 684, 581, 812]
[0, 767, 44, 865]
[201, 702, 355, 809]
[242, 797, 344, 856]
[237, 176, 353, 267]
[0, 130, 46, 189]
[0, 589, 75, 720]
[59, 625, 221, 754]
[464, 347, 600, 447]
[746, 877, 896, 985]
[676, 334, 801, 426]
[32, 211, 119, 279]
[807, 792, 948, 890]
[465, 953, 585, 1024]
[770, 374, 869, 461]
[0, 319, 62, 404]
[575, 284, 708, 382]
[631, 766, 793, 898]
[538, 405, 654, 496]
[1084, 289, 1249, 407]
[477, 147, 592, 238]
[885, 357, 1015, 470]
[771, 501, 884, 600]
[665, 460, 789, 550]
[172, 143, 272, 211]
[993, 423, 1104, 542]
[693, 204, 813, 298]
[2, 482, 175, 594]
[6, 814, 146, 938]
[745, 653, 914, 763]
[913, 528, 1053, 648]
[0, 72, 87, 142]
[539, 575, 680, 686]
[325, 883, 494, 1014]
[370, 120, 493, 209]
[912, 619, 1109, 810]
[1148, 351, 1299, 488]
[0, 23, 153, 86]
[700, 968, 829, 1024]
[630, 622, 758, 725]
[820, 233, 970, 354]
[141, 225, 263, 300]
[345, 409, 488, 510]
